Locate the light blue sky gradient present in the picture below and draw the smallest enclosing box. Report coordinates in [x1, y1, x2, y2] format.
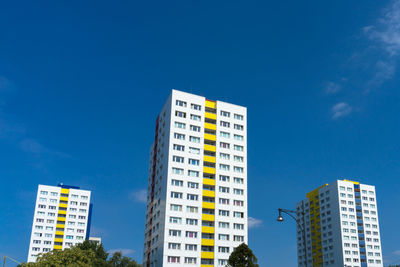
[1, 0, 400, 266]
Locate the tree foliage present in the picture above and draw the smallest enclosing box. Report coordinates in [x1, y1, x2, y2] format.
[18, 240, 141, 267]
[227, 243, 259, 267]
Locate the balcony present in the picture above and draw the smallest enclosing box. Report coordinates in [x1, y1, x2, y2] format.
[58, 210, 67, 215]
[55, 231, 64, 235]
[60, 196, 69, 201]
[204, 133, 216, 141]
[59, 203, 68, 208]
[60, 188, 69, 194]
[205, 100, 216, 109]
[54, 238, 63, 243]
[53, 245, 62, 250]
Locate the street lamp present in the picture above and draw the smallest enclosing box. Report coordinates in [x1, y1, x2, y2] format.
[277, 208, 307, 267]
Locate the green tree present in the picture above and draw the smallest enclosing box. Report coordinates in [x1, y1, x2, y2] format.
[18, 240, 141, 267]
[227, 243, 259, 267]
[19, 246, 95, 267]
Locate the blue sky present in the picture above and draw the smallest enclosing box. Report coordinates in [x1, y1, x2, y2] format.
[1, 0, 400, 266]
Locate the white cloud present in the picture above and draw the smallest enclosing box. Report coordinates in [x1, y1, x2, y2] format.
[364, 0, 400, 56]
[393, 250, 400, 255]
[332, 102, 352, 119]
[108, 249, 135, 255]
[324, 81, 341, 94]
[248, 217, 262, 229]
[129, 189, 147, 203]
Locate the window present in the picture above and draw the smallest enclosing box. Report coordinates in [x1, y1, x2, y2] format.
[234, 212, 244, 218]
[188, 170, 199, 177]
[174, 122, 186, 129]
[219, 246, 230, 253]
[220, 142, 230, 149]
[187, 182, 199, 189]
[171, 192, 183, 199]
[234, 166, 244, 173]
[173, 156, 184, 163]
[234, 200, 244, 206]
[168, 243, 181, 250]
[234, 155, 244, 162]
[219, 222, 229, 228]
[189, 147, 200, 154]
[187, 194, 199, 201]
[50, 192, 58, 196]
[220, 131, 230, 138]
[220, 121, 230, 127]
[219, 210, 230, 216]
[169, 229, 181, 237]
[171, 179, 183, 186]
[234, 124, 244, 130]
[234, 145, 244, 151]
[169, 217, 182, 224]
[189, 159, 199, 166]
[219, 234, 229, 240]
[220, 153, 230, 160]
[220, 111, 230, 117]
[219, 186, 229, 193]
[176, 100, 186, 107]
[175, 111, 186, 118]
[186, 206, 198, 213]
[168, 256, 180, 263]
[189, 136, 200, 143]
[234, 114, 244, 120]
[234, 235, 244, 242]
[40, 191, 48, 195]
[234, 223, 244, 230]
[190, 125, 201, 132]
[219, 198, 229, 205]
[173, 144, 184, 151]
[185, 257, 197, 264]
[174, 133, 185, 140]
[219, 175, 230, 182]
[172, 168, 184, 175]
[186, 231, 198, 238]
[234, 177, 244, 184]
[185, 244, 197, 251]
[220, 164, 230, 171]
[186, 218, 198, 225]
[190, 114, 201, 121]
[191, 103, 201, 110]
[234, 134, 244, 141]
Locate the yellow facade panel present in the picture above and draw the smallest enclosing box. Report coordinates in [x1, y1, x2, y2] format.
[205, 112, 217, 120]
[201, 265, 214, 267]
[204, 133, 216, 141]
[204, 123, 217, 131]
[202, 190, 215, 198]
[53, 245, 63, 250]
[203, 155, 216, 163]
[58, 210, 67, 215]
[205, 100, 216, 109]
[201, 226, 215, 234]
[56, 224, 65, 229]
[201, 238, 214, 246]
[57, 217, 66, 222]
[203, 166, 216, 175]
[201, 214, 215, 221]
[201, 251, 214, 259]
[55, 231, 64, 235]
[202, 201, 215, 209]
[54, 238, 63, 243]
[204, 144, 216, 152]
[202, 178, 216, 186]
[59, 203, 68, 208]
[60, 196, 69, 201]
[60, 188, 69, 194]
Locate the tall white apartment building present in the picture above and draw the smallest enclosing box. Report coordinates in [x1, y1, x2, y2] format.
[296, 180, 383, 267]
[27, 184, 92, 262]
[143, 90, 248, 267]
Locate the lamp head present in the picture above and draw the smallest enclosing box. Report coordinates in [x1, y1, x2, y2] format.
[277, 209, 284, 222]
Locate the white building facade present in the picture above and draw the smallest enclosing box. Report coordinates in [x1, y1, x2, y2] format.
[143, 90, 248, 267]
[296, 180, 383, 267]
[27, 184, 92, 262]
